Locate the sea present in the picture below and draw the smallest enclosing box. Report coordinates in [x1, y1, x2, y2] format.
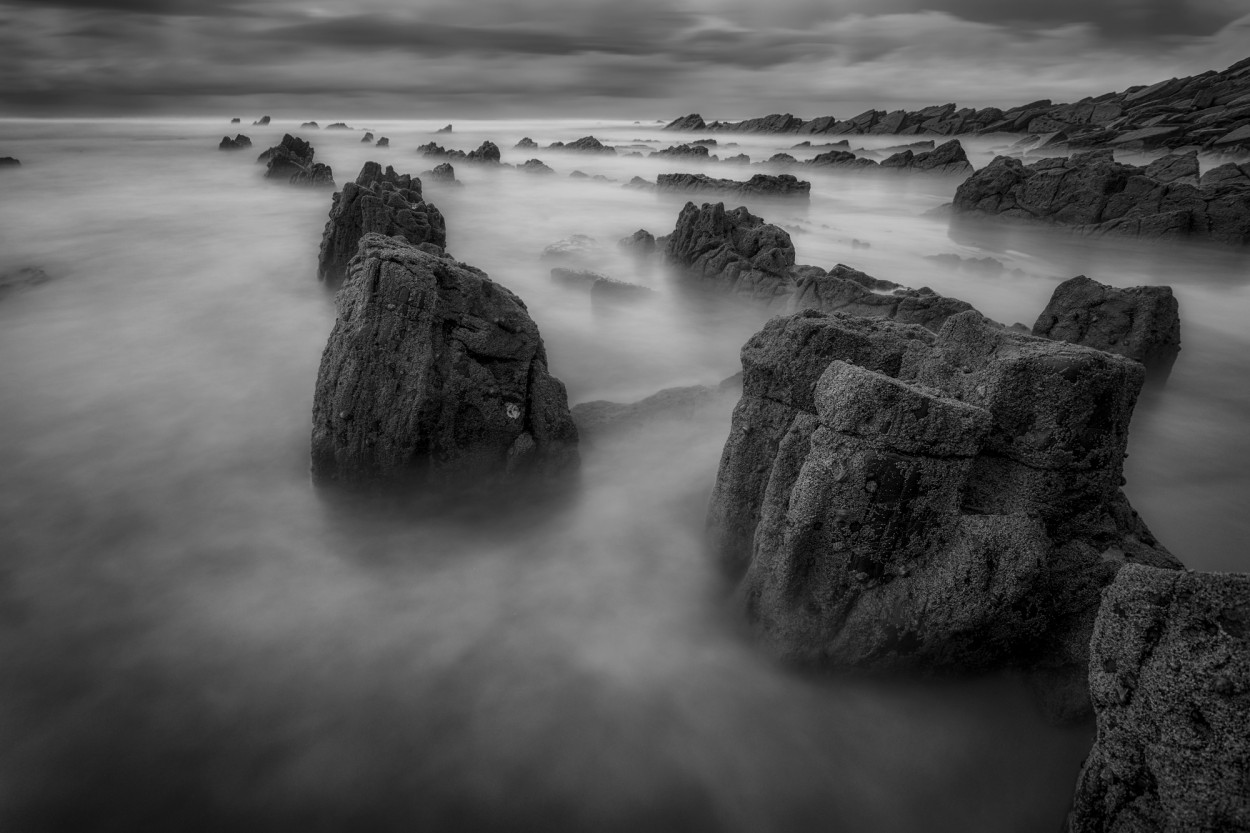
[0, 116, 1247, 832]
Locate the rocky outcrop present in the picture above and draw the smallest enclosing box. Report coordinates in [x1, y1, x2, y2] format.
[656, 173, 811, 199]
[515, 137, 538, 149]
[311, 233, 579, 490]
[650, 144, 711, 160]
[1033, 275, 1180, 378]
[361, 132, 374, 143]
[436, 124, 453, 133]
[618, 229, 656, 258]
[952, 149, 1250, 246]
[789, 264, 975, 330]
[519, 159, 555, 175]
[302, 121, 320, 129]
[253, 115, 271, 126]
[218, 134, 252, 151]
[375, 137, 389, 147]
[805, 150, 878, 170]
[664, 114, 707, 132]
[1068, 564, 1250, 832]
[316, 162, 446, 288]
[879, 139, 973, 175]
[548, 136, 615, 154]
[418, 142, 448, 157]
[257, 134, 332, 186]
[466, 141, 501, 164]
[707, 309, 1180, 716]
[325, 123, 351, 130]
[0, 157, 19, 167]
[421, 162, 458, 185]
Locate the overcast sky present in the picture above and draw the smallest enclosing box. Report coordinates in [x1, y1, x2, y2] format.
[1, 0, 1247, 119]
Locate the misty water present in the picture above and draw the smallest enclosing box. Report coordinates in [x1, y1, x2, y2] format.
[0, 117, 1247, 832]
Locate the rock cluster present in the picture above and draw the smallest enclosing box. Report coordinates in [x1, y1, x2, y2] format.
[706, 308, 1180, 714]
[515, 137, 538, 149]
[311, 233, 579, 490]
[252, 115, 271, 126]
[519, 159, 556, 175]
[663, 56, 1250, 153]
[218, 134, 252, 151]
[301, 121, 319, 129]
[1033, 275, 1181, 378]
[952, 149, 1250, 246]
[317, 162, 446, 288]
[650, 144, 711, 160]
[419, 141, 501, 163]
[1068, 565, 1250, 832]
[655, 173, 812, 199]
[547, 136, 615, 154]
[256, 134, 334, 187]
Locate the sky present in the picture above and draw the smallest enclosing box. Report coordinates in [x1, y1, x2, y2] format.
[0, 0, 1248, 119]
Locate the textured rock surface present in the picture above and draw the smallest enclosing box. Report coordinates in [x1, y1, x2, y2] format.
[789, 264, 975, 331]
[1033, 275, 1181, 377]
[952, 149, 1250, 246]
[316, 162, 447, 288]
[466, 141, 501, 164]
[311, 234, 579, 490]
[656, 172, 811, 199]
[421, 162, 458, 185]
[707, 309, 1180, 715]
[1069, 565, 1250, 832]
[879, 139, 974, 175]
[650, 144, 711, 160]
[548, 136, 615, 154]
[519, 159, 555, 175]
[218, 134, 252, 151]
[256, 134, 333, 186]
[618, 229, 656, 257]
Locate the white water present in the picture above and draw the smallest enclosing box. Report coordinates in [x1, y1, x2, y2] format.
[0, 117, 1246, 832]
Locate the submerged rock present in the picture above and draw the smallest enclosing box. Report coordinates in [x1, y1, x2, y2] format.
[465, 141, 501, 164]
[311, 234, 579, 490]
[420, 162, 458, 185]
[514, 137, 538, 149]
[618, 229, 656, 258]
[708, 309, 1179, 717]
[519, 159, 555, 175]
[1069, 565, 1250, 832]
[0, 266, 50, 295]
[218, 134, 252, 151]
[1033, 275, 1180, 378]
[540, 234, 605, 265]
[317, 162, 446, 288]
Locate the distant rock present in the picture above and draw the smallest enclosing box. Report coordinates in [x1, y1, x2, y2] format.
[0, 266, 50, 296]
[549, 268, 655, 305]
[656, 172, 811, 199]
[624, 176, 655, 191]
[375, 137, 389, 147]
[514, 137, 538, 149]
[568, 170, 588, 179]
[549, 136, 615, 154]
[1069, 565, 1250, 832]
[218, 134, 252, 151]
[257, 134, 333, 186]
[953, 149, 1250, 246]
[572, 382, 735, 441]
[436, 124, 453, 133]
[663, 114, 707, 132]
[879, 139, 974, 175]
[709, 309, 1179, 718]
[317, 161, 446, 288]
[723, 153, 752, 164]
[231, 117, 241, 124]
[923, 253, 1005, 274]
[0, 157, 19, 167]
[302, 121, 320, 129]
[649, 144, 711, 160]
[1032, 275, 1180, 378]
[420, 162, 458, 185]
[290, 164, 336, 188]
[618, 229, 656, 257]
[361, 132, 374, 143]
[417, 142, 447, 158]
[519, 159, 555, 175]
[540, 234, 605, 265]
[465, 141, 501, 164]
[805, 150, 877, 170]
[252, 115, 271, 126]
[311, 234, 579, 491]
[325, 123, 351, 130]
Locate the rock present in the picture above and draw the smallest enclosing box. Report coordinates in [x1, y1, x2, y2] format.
[572, 380, 738, 441]
[375, 137, 389, 147]
[557, 136, 615, 154]
[624, 176, 655, 192]
[302, 121, 320, 129]
[1032, 275, 1180, 379]
[436, 124, 453, 133]
[1069, 565, 1250, 832]
[465, 141, 501, 164]
[789, 264, 975, 331]
[549, 268, 606, 290]
[656, 173, 811, 199]
[664, 114, 707, 132]
[540, 234, 605, 266]
[290, 163, 336, 188]
[0, 266, 50, 295]
[311, 233, 579, 491]
[231, 118, 241, 124]
[879, 139, 974, 176]
[806, 150, 878, 170]
[952, 150, 1250, 246]
[417, 142, 447, 158]
[618, 229, 656, 257]
[650, 144, 711, 159]
[663, 202, 797, 300]
[420, 162, 458, 185]
[590, 277, 656, 306]
[514, 137, 538, 149]
[253, 115, 271, 126]
[316, 161, 446, 288]
[218, 134, 252, 151]
[361, 132, 374, 143]
[325, 123, 351, 130]
[0, 157, 19, 167]
[708, 309, 1180, 716]
[1143, 150, 1200, 184]
[723, 154, 752, 164]
[519, 159, 555, 175]
[256, 134, 316, 180]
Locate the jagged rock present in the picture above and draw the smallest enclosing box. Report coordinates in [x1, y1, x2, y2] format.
[789, 264, 975, 331]
[1032, 275, 1180, 378]
[664, 202, 796, 300]
[1143, 150, 1200, 184]
[361, 132, 374, 143]
[375, 137, 389, 147]
[723, 154, 752, 164]
[290, 163, 336, 188]
[316, 162, 446, 288]
[554, 136, 615, 154]
[618, 229, 656, 257]
[436, 124, 453, 133]
[1069, 565, 1250, 832]
[650, 144, 711, 159]
[465, 141, 501, 164]
[540, 234, 605, 265]
[325, 123, 351, 130]
[708, 309, 1180, 718]
[218, 134, 252, 151]
[519, 159, 555, 175]
[664, 114, 706, 132]
[879, 140, 974, 175]
[514, 137, 538, 149]
[656, 172, 811, 199]
[418, 142, 448, 157]
[311, 234, 579, 490]
[302, 121, 320, 129]
[420, 162, 458, 185]
[953, 150, 1250, 246]
[257, 134, 317, 181]
[624, 176, 655, 191]
[0, 266, 50, 295]
[253, 115, 271, 126]
[806, 150, 878, 170]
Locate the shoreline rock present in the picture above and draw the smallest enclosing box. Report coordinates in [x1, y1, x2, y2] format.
[656, 172, 811, 199]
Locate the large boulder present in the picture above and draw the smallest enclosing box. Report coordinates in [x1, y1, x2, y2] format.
[218, 134, 252, 151]
[256, 134, 333, 186]
[311, 234, 579, 490]
[708, 309, 1180, 717]
[879, 139, 974, 176]
[789, 264, 975, 331]
[316, 162, 447, 288]
[1032, 275, 1180, 378]
[663, 202, 796, 300]
[465, 141, 501, 164]
[664, 114, 707, 132]
[1069, 565, 1250, 832]
[656, 173, 811, 199]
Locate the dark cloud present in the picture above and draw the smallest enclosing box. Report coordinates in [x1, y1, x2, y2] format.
[0, 0, 253, 17]
[918, 0, 1241, 37]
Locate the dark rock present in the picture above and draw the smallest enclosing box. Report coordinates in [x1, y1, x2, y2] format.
[316, 161, 446, 288]
[789, 264, 975, 331]
[691, 139, 718, 146]
[723, 154, 752, 164]
[664, 114, 707, 132]
[256, 134, 332, 186]
[519, 159, 555, 175]
[420, 162, 458, 185]
[0, 266, 50, 295]
[417, 142, 447, 157]
[218, 134, 252, 151]
[361, 132, 374, 143]
[290, 163, 336, 188]
[375, 137, 389, 147]
[572, 383, 733, 441]
[514, 137, 538, 149]
[806, 150, 878, 170]
[1032, 275, 1180, 378]
[253, 115, 271, 126]
[624, 176, 655, 191]
[880, 139, 974, 176]
[763, 153, 797, 165]
[311, 234, 579, 490]
[302, 121, 320, 129]
[656, 173, 811, 199]
[231, 118, 241, 124]
[618, 229, 656, 257]
[540, 234, 605, 265]
[709, 309, 1179, 716]
[555, 136, 615, 154]
[1069, 565, 1250, 832]
[436, 124, 453, 133]
[953, 149, 1250, 246]
[325, 123, 351, 130]
[664, 202, 796, 300]
[465, 141, 501, 164]
[1143, 150, 1199, 184]
[650, 144, 711, 160]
